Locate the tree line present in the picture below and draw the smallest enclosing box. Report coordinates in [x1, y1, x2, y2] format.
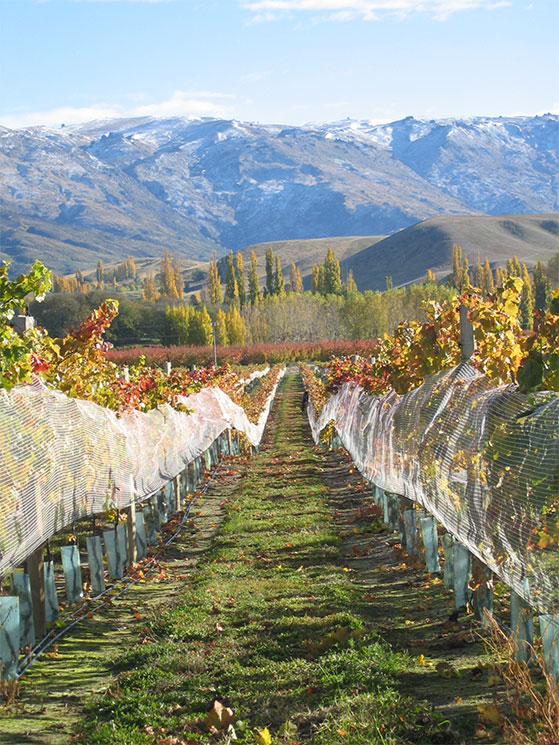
[35, 245, 557, 347]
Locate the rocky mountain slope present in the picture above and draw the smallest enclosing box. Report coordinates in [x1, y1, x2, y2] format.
[0, 114, 557, 274]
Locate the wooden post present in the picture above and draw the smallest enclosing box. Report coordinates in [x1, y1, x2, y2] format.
[459, 304, 475, 361]
[174, 475, 181, 511]
[27, 546, 46, 640]
[127, 503, 137, 564]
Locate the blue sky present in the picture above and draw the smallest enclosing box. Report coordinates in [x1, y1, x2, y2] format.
[0, 0, 557, 128]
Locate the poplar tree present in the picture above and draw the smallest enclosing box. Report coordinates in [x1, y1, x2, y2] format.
[494, 266, 505, 288]
[289, 262, 303, 293]
[172, 256, 184, 300]
[142, 274, 157, 301]
[462, 255, 471, 289]
[189, 306, 213, 346]
[472, 253, 483, 288]
[275, 256, 285, 296]
[547, 253, 559, 286]
[224, 250, 239, 304]
[533, 260, 551, 311]
[126, 256, 136, 279]
[265, 247, 275, 296]
[482, 257, 495, 295]
[166, 303, 192, 345]
[346, 269, 358, 293]
[236, 252, 247, 308]
[208, 253, 224, 304]
[160, 250, 178, 298]
[519, 263, 534, 329]
[507, 256, 522, 277]
[226, 304, 246, 344]
[215, 308, 229, 345]
[323, 248, 342, 294]
[96, 259, 104, 285]
[311, 265, 321, 294]
[425, 268, 437, 283]
[452, 244, 463, 290]
[248, 251, 261, 304]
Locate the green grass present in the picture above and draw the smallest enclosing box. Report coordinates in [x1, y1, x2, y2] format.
[79, 373, 453, 745]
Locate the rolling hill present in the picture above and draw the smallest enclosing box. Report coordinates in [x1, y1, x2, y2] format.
[216, 235, 387, 290]
[344, 213, 559, 290]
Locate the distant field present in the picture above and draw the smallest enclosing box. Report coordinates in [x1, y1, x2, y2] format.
[107, 339, 379, 366]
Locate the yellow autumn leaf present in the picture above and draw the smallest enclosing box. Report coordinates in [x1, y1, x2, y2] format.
[255, 726, 272, 744]
[477, 703, 501, 725]
[418, 654, 426, 666]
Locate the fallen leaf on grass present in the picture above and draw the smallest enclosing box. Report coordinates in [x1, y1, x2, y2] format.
[255, 726, 272, 744]
[477, 703, 501, 725]
[204, 700, 234, 731]
[278, 721, 297, 737]
[336, 728, 348, 737]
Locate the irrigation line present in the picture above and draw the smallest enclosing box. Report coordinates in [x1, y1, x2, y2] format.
[17, 455, 227, 679]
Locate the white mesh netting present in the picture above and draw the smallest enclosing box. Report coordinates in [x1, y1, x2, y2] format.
[0, 369, 284, 578]
[308, 362, 559, 614]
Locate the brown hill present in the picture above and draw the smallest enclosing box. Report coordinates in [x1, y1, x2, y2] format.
[345, 213, 559, 291]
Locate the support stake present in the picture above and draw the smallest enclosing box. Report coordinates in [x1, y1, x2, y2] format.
[127, 503, 137, 565]
[27, 545, 46, 640]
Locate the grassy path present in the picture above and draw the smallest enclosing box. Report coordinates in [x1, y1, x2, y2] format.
[1, 372, 505, 744]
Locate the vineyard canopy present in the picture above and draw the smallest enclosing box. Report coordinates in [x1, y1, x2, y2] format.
[307, 362, 559, 614]
[0, 370, 284, 578]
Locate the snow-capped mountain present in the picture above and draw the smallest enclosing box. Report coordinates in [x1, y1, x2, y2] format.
[0, 114, 556, 274]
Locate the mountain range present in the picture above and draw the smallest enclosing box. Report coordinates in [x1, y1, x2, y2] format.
[0, 114, 557, 277]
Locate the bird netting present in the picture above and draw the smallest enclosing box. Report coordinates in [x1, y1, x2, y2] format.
[0, 369, 284, 579]
[307, 362, 559, 614]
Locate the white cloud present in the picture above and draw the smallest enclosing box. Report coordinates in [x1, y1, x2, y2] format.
[242, 0, 512, 21]
[0, 91, 235, 129]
